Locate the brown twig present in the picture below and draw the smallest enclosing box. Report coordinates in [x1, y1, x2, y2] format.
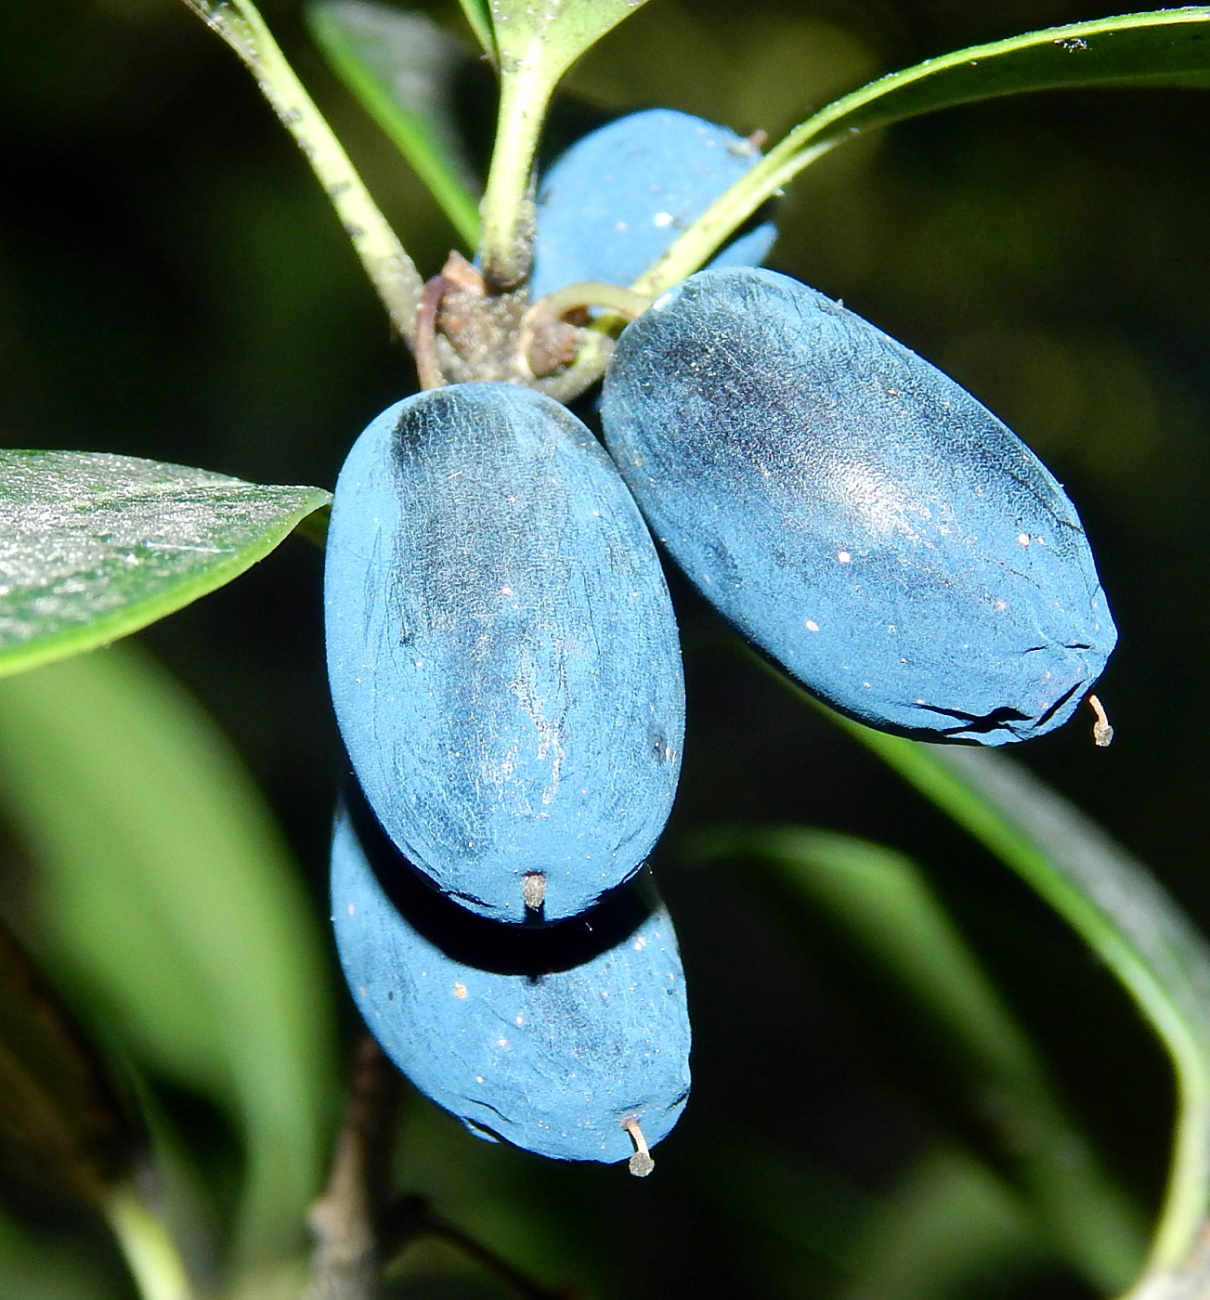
[305, 1039, 577, 1300]
[304, 1036, 404, 1300]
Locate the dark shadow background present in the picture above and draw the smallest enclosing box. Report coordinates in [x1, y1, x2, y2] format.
[1, 1, 1207, 1296]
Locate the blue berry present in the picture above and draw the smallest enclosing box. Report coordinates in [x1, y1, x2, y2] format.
[325, 383, 685, 921]
[330, 789, 691, 1168]
[601, 267, 1116, 744]
[531, 108, 776, 300]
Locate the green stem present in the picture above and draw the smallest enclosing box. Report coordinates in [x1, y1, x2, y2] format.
[531, 329, 614, 403]
[180, 0, 424, 339]
[534, 281, 650, 321]
[477, 62, 554, 289]
[627, 137, 828, 299]
[106, 1182, 195, 1300]
[630, 8, 1210, 301]
[306, 6, 482, 250]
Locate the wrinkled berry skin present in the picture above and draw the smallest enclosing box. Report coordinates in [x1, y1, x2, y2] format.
[330, 790, 691, 1164]
[325, 383, 684, 922]
[601, 268, 1117, 744]
[530, 108, 776, 300]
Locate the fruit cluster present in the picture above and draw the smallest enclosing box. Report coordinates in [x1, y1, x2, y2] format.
[324, 110, 1116, 1174]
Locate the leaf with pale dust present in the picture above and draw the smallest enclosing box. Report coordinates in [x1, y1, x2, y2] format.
[0, 450, 330, 679]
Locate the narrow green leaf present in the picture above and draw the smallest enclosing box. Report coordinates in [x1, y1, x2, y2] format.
[0, 646, 338, 1273]
[455, 0, 495, 57]
[307, 1, 482, 248]
[0, 450, 329, 680]
[695, 826, 1143, 1293]
[832, 719, 1210, 1288]
[635, 7, 1210, 296]
[478, 0, 654, 287]
[838, 1146, 1047, 1300]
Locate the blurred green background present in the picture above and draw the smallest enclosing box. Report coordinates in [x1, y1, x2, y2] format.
[1, 1, 1208, 1296]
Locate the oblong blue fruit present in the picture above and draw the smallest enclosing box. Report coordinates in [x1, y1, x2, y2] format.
[325, 383, 685, 921]
[600, 268, 1117, 745]
[530, 108, 777, 301]
[331, 790, 691, 1165]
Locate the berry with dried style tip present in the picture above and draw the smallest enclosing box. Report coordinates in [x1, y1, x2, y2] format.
[330, 787, 691, 1167]
[325, 382, 685, 921]
[601, 267, 1117, 745]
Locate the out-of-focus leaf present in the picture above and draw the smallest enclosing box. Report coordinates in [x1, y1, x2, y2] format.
[636, 7, 1210, 295]
[0, 916, 143, 1206]
[478, 0, 654, 286]
[307, 2, 481, 248]
[699, 1132, 871, 1274]
[105, 1185, 195, 1300]
[835, 721, 1210, 1291]
[840, 1146, 1048, 1300]
[0, 451, 329, 680]
[0, 1209, 113, 1300]
[695, 825, 1142, 1294]
[454, 0, 494, 57]
[0, 646, 338, 1274]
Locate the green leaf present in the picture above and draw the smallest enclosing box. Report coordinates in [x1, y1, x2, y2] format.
[478, 0, 654, 287]
[694, 826, 1143, 1293]
[837, 1146, 1048, 1300]
[635, 7, 1210, 296]
[307, 1, 482, 249]
[833, 720, 1210, 1290]
[488, 0, 652, 76]
[105, 1185, 196, 1300]
[0, 645, 338, 1275]
[0, 450, 330, 681]
[455, 0, 494, 57]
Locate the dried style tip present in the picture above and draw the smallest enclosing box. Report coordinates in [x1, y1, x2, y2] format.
[623, 1117, 655, 1178]
[1088, 694, 1114, 748]
[522, 872, 547, 912]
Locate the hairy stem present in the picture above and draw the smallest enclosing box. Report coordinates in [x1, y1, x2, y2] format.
[180, 0, 424, 339]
